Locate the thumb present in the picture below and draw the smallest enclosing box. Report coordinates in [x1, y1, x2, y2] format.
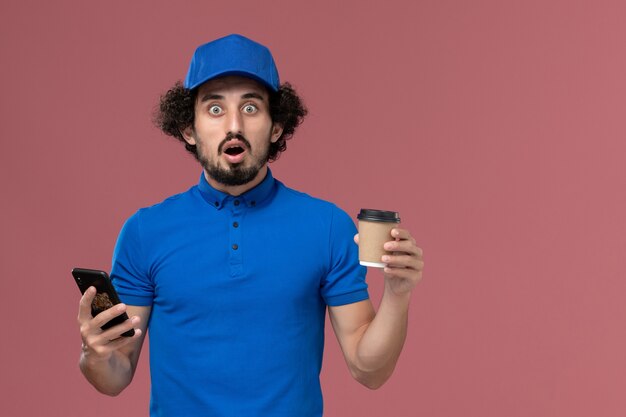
[353, 233, 359, 245]
[78, 286, 96, 322]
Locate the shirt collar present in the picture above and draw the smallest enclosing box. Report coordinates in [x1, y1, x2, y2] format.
[197, 168, 276, 210]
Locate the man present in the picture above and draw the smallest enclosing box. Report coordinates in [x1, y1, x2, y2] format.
[77, 34, 424, 416]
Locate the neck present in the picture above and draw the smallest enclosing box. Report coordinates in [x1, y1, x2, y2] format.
[204, 165, 268, 197]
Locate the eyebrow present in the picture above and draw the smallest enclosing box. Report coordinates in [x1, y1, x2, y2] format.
[241, 92, 265, 101]
[199, 92, 266, 103]
[200, 94, 224, 102]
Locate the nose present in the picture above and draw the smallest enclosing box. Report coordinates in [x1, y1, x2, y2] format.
[226, 107, 243, 135]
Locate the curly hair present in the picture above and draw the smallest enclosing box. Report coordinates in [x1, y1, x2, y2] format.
[154, 81, 307, 161]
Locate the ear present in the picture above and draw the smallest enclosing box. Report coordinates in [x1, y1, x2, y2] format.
[270, 123, 284, 143]
[181, 126, 196, 145]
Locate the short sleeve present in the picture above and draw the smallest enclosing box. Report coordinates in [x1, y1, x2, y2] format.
[321, 206, 369, 306]
[110, 210, 154, 306]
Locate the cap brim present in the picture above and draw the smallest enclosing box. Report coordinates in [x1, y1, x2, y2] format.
[185, 69, 279, 92]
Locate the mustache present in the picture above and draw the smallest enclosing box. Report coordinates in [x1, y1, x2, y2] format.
[218, 133, 251, 155]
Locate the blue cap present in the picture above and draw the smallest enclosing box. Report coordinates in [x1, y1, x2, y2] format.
[184, 34, 280, 92]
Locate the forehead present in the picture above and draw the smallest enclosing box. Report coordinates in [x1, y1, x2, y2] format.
[196, 76, 269, 100]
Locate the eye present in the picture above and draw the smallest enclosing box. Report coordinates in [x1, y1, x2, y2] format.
[209, 105, 223, 115]
[242, 104, 258, 114]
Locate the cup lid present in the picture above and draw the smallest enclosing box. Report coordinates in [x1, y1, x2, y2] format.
[357, 208, 401, 223]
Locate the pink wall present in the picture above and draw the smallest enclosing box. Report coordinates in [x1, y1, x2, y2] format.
[2, 0, 625, 416]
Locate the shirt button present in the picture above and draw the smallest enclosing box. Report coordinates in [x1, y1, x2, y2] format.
[214, 201, 219, 207]
[232, 244, 239, 250]
[234, 200, 240, 206]
[233, 222, 239, 228]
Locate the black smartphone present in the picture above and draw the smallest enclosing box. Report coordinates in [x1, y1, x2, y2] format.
[72, 267, 135, 337]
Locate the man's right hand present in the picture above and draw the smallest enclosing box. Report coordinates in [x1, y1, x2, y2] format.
[77, 286, 143, 364]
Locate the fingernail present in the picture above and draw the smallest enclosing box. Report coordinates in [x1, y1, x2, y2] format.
[382, 255, 390, 262]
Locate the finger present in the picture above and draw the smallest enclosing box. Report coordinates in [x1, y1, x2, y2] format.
[382, 254, 424, 270]
[383, 265, 423, 281]
[384, 240, 422, 256]
[99, 315, 141, 341]
[87, 328, 143, 355]
[116, 327, 143, 342]
[354, 234, 359, 245]
[91, 303, 128, 329]
[390, 228, 412, 240]
[105, 329, 143, 348]
[77, 286, 97, 323]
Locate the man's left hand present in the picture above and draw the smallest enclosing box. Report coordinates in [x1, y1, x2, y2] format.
[380, 227, 424, 295]
[356, 228, 424, 296]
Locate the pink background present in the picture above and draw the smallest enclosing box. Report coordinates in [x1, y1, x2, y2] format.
[1, 1, 625, 416]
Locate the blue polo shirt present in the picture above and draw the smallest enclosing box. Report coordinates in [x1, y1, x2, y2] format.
[111, 169, 369, 417]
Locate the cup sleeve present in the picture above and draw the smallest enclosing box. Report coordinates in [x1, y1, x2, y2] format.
[320, 206, 369, 306]
[110, 210, 154, 306]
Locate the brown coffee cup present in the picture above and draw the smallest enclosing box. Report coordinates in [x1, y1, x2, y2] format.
[357, 209, 401, 268]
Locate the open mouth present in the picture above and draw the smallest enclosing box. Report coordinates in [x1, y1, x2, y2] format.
[221, 140, 248, 164]
[224, 146, 245, 156]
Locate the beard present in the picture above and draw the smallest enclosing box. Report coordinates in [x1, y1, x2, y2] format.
[196, 133, 271, 187]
